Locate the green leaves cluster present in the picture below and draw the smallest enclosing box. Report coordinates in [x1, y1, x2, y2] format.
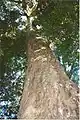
[36, 1, 79, 83]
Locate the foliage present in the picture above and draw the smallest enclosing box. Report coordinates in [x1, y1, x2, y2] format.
[0, 0, 27, 118]
[36, 1, 79, 83]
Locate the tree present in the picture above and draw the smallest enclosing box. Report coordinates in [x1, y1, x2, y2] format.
[17, 0, 79, 119]
[18, 37, 79, 119]
[0, 0, 79, 119]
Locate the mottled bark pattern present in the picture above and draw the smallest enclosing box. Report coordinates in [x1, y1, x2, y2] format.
[18, 39, 79, 119]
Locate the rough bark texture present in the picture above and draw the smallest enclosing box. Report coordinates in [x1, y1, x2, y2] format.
[18, 38, 79, 119]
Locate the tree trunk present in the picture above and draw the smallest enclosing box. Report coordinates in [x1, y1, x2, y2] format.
[18, 38, 79, 119]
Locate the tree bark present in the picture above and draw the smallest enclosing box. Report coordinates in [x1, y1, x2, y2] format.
[18, 38, 79, 119]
